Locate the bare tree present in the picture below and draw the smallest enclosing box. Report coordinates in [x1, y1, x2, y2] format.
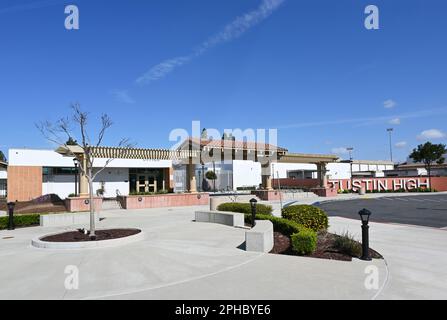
[37, 104, 134, 240]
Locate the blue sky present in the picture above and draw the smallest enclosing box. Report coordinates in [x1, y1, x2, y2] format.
[0, 0, 446, 162]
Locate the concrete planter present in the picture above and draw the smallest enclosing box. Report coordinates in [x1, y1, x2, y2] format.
[31, 229, 145, 250]
[118, 193, 209, 210]
[65, 197, 103, 213]
[245, 220, 274, 253]
[195, 210, 245, 228]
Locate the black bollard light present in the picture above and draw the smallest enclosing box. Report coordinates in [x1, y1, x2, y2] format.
[358, 208, 372, 261]
[250, 198, 257, 228]
[7, 202, 16, 231]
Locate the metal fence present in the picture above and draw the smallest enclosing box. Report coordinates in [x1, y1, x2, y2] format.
[0, 179, 6, 198]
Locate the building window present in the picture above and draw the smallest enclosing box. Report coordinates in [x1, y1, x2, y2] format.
[43, 167, 77, 175]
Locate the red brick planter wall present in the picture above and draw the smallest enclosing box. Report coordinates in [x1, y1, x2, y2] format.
[65, 197, 103, 213]
[251, 190, 282, 201]
[119, 193, 209, 210]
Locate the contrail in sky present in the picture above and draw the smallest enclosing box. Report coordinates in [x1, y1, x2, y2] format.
[136, 0, 286, 85]
[0, 0, 68, 15]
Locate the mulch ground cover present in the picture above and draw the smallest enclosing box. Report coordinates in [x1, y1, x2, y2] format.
[41, 229, 141, 242]
[270, 231, 383, 262]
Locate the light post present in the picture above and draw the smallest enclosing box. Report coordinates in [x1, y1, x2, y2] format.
[7, 202, 15, 230]
[73, 158, 79, 197]
[347, 147, 354, 191]
[387, 128, 394, 163]
[359, 208, 372, 261]
[250, 198, 258, 228]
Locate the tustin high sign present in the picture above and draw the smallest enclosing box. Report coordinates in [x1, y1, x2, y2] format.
[329, 177, 431, 192]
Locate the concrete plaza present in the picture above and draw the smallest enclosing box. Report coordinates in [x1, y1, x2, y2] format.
[0, 203, 445, 300]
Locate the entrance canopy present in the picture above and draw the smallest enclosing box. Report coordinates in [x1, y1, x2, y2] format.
[55, 139, 339, 193]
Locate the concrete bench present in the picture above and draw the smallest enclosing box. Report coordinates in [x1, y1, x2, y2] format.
[245, 220, 274, 253]
[40, 212, 99, 227]
[195, 211, 245, 228]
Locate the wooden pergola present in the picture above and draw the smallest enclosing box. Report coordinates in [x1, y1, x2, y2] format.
[56, 141, 339, 195]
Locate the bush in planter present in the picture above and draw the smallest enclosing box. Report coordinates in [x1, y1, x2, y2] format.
[244, 214, 318, 255]
[217, 202, 273, 215]
[333, 231, 362, 257]
[282, 205, 329, 232]
[291, 230, 317, 255]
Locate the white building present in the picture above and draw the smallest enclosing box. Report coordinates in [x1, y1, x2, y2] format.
[8, 149, 172, 201]
[6, 147, 394, 201]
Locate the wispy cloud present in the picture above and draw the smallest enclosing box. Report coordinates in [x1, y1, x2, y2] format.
[276, 108, 447, 130]
[389, 118, 401, 125]
[384, 99, 397, 109]
[331, 147, 350, 155]
[111, 90, 135, 104]
[395, 141, 407, 149]
[136, 0, 285, 85]
[417, 129, 446, 141]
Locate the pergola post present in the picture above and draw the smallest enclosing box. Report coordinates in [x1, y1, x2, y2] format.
[261, 163, 273, 190]
[316, 163, 328, 188]
[79, 155, 89, 197]
[187, 158, 197, 193]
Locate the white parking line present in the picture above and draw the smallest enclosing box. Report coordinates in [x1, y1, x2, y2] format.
[394, 198, 410, 202]
[406, 198, 425, 202]
[416, 199, 442, 203]
[382, 198, 394, 201]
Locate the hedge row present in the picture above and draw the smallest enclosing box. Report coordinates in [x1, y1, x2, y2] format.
[244, 214, 317, 255]
[0, 214, 40, 230]
[217, 202, 273, 215]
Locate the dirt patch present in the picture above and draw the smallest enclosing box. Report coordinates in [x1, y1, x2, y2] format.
[40, 229, 141, 242]
[270, 231, 383, 262]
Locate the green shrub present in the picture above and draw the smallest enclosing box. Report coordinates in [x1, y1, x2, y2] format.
[282, 205, 329, 232]
[245, 214, 318, 256]
[0, 214, 40, 230]
[333, 231, 362, 257]
[217, 202, 273, 215]
[291, 230, 317, 255]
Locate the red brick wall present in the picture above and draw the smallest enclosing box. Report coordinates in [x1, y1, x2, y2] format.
[121, 193, 209, 209]
[329, 177, 447, 192]
[7, 166, 43, 202]
[272, 178, 320, 189]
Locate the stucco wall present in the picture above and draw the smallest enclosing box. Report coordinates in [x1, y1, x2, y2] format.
[233, 160, 262, 189]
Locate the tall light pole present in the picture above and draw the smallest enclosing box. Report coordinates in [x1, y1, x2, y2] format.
[347, 147, 354, 191]
[387, 128, 394, 163]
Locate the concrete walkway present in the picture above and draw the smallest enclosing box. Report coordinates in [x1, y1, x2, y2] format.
[329, 217, 447, 299]
[0, 206, 387, 300]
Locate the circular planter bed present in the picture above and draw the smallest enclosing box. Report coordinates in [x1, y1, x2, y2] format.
[32, 228, 144, 249]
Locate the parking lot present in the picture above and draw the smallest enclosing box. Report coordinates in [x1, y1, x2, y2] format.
[316, 194, 447, 229]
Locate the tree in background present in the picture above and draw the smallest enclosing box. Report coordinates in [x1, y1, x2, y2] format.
[37, 104, 134, 240]
[409, 142, 446, 189]
[0, 151, 6, 163]
[66, 137, 78, 145]
[201, 128, 208, 140]
[206, 170, 218, 192]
